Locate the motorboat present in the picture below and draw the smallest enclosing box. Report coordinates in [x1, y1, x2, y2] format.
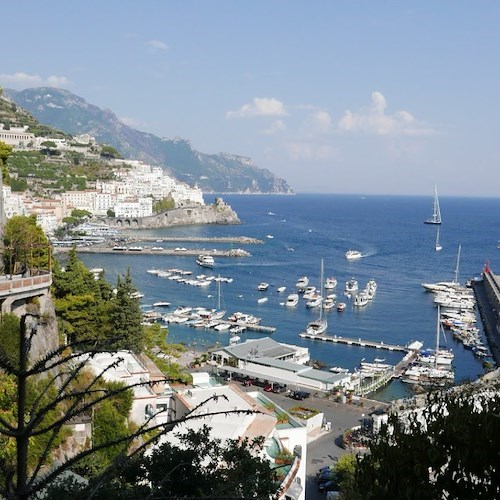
[322, 297, 336, 310]
[257, 297, 268, 304]
[295, 276, 309, 292]
[285, 293, 299, 307]
[345, 250, 362, 260]
[153, 301, 171, 308]
[345, 278, 359, 294]
[306, 296, 323, 308]
[324, 277, 337, 289]
[276, 286, 287, 293]
[353, 292, 369, 307]
[303, 286, 317, 299]
[196, 254, 215, 268]
[337, 302, 346, 312]
[257, 282, 269, 291]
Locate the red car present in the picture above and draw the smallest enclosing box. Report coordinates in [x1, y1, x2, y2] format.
[243, 379, 254, 386]
[263, 384, 273, 392]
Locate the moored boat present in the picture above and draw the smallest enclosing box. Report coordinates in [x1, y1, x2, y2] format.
[196, 254, 215, 268]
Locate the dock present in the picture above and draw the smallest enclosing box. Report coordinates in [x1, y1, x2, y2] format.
[299, 333, 409, 352]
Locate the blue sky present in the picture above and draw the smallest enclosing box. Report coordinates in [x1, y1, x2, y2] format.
[1, 1, 499, 196]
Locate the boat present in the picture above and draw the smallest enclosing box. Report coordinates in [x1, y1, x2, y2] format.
[266, 234, 274, 239]
[257, 282, 269, 291]
[196, 254, 215, 268]
[421, 244, 463, 291]
[276, 286, 287, 293]
[337, 302, 346, 312]
[285, 293, 299, 307]
[322, 297, 336, 310]
[153, 301, 171, 308]
[324, 277, 337, 289]
[425, 185, 442, 224]
[305, 259, 328, 335]
[435, 226, 443, 251]
[353, 292, 369, 307]
[257, 297, 268, 304]
[345, 278, 359, 294]
[345, 250, 362, 260]
[296, 276, 309, 292]
[330, 366, 349, 374]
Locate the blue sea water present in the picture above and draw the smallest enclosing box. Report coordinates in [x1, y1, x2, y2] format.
[77, 194, 500, 401]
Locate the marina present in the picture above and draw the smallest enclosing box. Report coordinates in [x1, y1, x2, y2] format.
[78, 194, 499, 401]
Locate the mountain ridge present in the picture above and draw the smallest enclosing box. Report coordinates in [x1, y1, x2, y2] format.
[4, 87, 293, 194]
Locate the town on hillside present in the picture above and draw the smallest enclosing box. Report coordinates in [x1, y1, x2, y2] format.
[1, 122, 204, 234]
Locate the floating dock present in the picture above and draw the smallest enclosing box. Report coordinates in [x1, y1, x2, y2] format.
[299, 333, 409, 352]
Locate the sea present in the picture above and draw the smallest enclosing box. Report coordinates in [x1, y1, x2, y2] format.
[76, 193, 500, 402]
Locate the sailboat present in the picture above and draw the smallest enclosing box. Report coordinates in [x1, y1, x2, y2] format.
[435, 226, 442, 252]
[305, 259, 328, 335]
[425, 185, 442, 225]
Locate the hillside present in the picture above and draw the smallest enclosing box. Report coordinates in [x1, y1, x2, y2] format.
[4, 87, 293, 194]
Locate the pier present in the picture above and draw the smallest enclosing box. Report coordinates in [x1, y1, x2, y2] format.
[299, 333, 409, 352]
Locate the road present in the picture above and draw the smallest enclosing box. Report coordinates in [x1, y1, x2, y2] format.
[259, 390, 386, 499]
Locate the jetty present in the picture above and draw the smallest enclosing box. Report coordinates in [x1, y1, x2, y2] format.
[299, 333, 410, 352]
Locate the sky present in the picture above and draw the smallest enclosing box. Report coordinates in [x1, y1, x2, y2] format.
[1, 1, 499, 196]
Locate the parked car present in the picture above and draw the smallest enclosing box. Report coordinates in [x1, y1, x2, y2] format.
[289, 390, 310, 400]
[272, 384, 287, 394]
[318, 479, 340, 493]
[263, 384, 273, 392]
[242, 378, 254, 386]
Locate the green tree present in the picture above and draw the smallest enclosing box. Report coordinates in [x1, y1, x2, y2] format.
[353, 384, 500, 499]
[100, 145, 122, 159]
[2, 215, 50, 275]
[80, 425, 278, 499]
[1, 140, 13, 184]
[153, 195, 175, 213]
[107, 269, 144, 352]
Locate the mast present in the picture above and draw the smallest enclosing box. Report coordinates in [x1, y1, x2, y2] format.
[435, 305, 440, 370]
[319, 258, 324, 321]
[434, 185, 442, 224]
[453, 244, 461, 284]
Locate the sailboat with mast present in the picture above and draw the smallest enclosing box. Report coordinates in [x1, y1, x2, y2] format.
[435, 226, 443, 252]
[305, 259, 328, 335]
[425, 185, 442, 225]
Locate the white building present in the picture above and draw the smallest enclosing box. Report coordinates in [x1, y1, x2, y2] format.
[114, 196, 153, 218]
[0, 124, 35, 148]
[210, 337, 353, 392]
[163, 381, 308, 500]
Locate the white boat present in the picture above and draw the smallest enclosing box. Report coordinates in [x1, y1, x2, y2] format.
[425, 185, 442, 225]
[324, 277, 337, 289]
[306, 296, 323, 308]
[353, 292, 369, 307]
[296, 276, 309, 291]
[266, 234, 274, 239]
[303, 286, 317, 299]
[257, 297, 268, 304]
[337, 302, 346, 312]
[345, 278, 359, 294]
[421, 244, 463, 291]
[196, 254, 215, 268]
[285, 293, 299, 307]
[305, 259, 328, 335]
[435, 226, 443, 252]
[153, 301, 171, 308]
[345, 249, 362, 260]
[322, 297, 336, 310]
[419, 304, 455, 367]
[257, 282, 269, 291]
[330, 366, 349, 374]
[214, 323, 231, 332]
[276, 286, 287, 293]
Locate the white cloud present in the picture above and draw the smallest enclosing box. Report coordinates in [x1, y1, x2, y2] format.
[261, 119, 286, 135]
[302, 110, 332, 135]
[338, 91, 436, 136]
[146, 40, 168, 51]
[226, 97, 287, 118]
[0, 72, 70, 89]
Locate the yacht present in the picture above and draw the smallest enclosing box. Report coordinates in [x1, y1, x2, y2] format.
[345, 250, 362, 260]
[257, 282, 269, 291]
[196, 254, 215, 268]
[353, 292, 369, 307]
[324, 277, 337, 289]
[295, 276, 309, 292]
[345, 278, 359, 294]
[285, 293, 299, 307]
